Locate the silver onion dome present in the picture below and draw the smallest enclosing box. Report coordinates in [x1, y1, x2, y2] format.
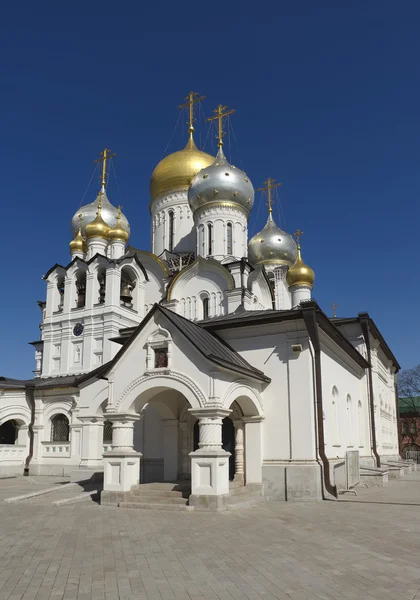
[188, 148, 254, 214]
[70, 187, 130, 238]
[248, 212, 297, 267]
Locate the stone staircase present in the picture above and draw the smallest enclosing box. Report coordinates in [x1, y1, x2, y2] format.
[118, 480, 264, 511]
[119, 482, 192, 511]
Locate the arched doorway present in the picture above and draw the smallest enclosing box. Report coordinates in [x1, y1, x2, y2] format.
[193, 416, 236, 480]
[131, 387, 194, 483]
[0, 420, 18, 444]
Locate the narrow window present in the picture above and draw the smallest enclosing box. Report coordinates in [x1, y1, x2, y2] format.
[226, 223, 232, 255]
[208, 224, 213, 255]
[103, 420, 113, 443]
[203, 297, 209, 319]
[51, 414, 69, 442]
[168, 211, 174, 252]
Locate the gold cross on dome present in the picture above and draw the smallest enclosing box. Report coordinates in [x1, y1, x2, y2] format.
[258, 177, 282, 214]
[179, 91, 205, 134]
[293, 229, 304, 246]
[95, 148, 116, 188]
[331, 302, 339, 318]
[78, 213, 83, 230]
[207, 104, 235, 147]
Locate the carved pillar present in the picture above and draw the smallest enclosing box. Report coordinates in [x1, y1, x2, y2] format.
[102, 413, 142, 493]
[189, 408, 231, 510]
[233, 420, 245, 482]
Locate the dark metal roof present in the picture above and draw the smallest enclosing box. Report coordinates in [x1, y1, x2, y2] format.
[158, 306, 270, 382]
[333, 314, 400, 370]
[201, 302, 369, 371]
[0, 374, 79, 390]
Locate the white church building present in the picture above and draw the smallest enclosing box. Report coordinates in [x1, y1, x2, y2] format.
[0, 96, 401, 509]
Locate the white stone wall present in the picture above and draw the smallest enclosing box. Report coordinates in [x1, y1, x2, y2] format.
[151, 191, 195, 255]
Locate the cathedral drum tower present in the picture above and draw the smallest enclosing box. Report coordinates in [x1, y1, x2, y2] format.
[149, 92, 214, 257]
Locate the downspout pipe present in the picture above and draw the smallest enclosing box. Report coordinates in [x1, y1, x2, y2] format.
[302, 304, 337, 499]
[395, 375, 402, 457]
[359, 313, 380, 468]
[240, 258, 246, 308]
[24, 383, 35, 476]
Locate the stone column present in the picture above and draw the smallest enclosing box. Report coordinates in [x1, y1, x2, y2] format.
[233, 420, 245, 483]
[78, 416, 104, 469]
[102, 413, 142, 495]
[189, 408, 231, 511]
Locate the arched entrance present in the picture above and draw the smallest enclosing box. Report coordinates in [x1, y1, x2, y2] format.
[0, 420, 18, 444]
[131, 387, 194, 483]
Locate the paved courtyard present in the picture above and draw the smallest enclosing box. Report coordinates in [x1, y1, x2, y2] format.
[1, 473, 420, 600]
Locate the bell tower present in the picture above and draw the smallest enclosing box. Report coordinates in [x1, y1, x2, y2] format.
[36, 151, 145, 378]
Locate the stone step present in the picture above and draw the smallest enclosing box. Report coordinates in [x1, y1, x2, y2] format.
[131, 482, 190, 492]
[131, 488, 189, 498]
[229, 484, 263, 497]
[119, 501, 193, 511]
[227, 495, 265, 510]
[124, 494, 188, 505]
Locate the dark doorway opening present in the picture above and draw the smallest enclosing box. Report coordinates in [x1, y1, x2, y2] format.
[0, 420, 18, 445]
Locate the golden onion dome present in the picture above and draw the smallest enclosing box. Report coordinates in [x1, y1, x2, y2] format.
[150, 134, 214, 202]
[286, 244, 315, 288]
[69, 228, 86, 254]
[85, 201, 111, 240]
[109, 207, 129, 243]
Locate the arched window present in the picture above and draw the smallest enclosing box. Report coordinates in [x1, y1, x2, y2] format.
[75, 272, 86, 308]
[57, 278, 65, 311]
[0, 420, 18, 445]
[332, 386, 339, 444]
[120, 267, 137, 310]
[226, 223, 233, 255]
[203, 297, 209, 319]
[346, 395, 352, 446]
[358, 400, 363, 446]
[199, 225, 205, 256]
[168, 210, 174, 252]
[97, 269, 106, 304]
[51, 414, 69, 442]
[103, 420, 113, 443]
[208, 223, 213, 255]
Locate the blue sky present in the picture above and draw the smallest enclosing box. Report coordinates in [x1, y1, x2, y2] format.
[0, 3, 418, 378]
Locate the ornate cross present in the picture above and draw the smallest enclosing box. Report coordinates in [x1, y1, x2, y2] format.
[258, 177, 282, 214]
[207, 104, 235, 147]
[331, 302, 339, 318]
[78, 213, 83, 230]
[179, 91, 205, 134]
[95, 148, 116, 188]
[293, 229, 304, 246]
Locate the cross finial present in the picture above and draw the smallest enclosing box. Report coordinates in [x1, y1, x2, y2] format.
[179, 91, 205, 135]
[331, 302, 338, 318]
[293, 229, 304, 247]
[116, 205, 122, 223]
[258, 177, 282, 215]
[95, 148, 116, 189]
[207, 104, 235, 147]
[77, 212, 83, 230]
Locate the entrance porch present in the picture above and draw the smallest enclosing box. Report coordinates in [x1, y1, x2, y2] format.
[101, 380, 264, 510]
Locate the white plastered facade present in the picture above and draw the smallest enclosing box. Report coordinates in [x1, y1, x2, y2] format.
[0, 136, 400, 505]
